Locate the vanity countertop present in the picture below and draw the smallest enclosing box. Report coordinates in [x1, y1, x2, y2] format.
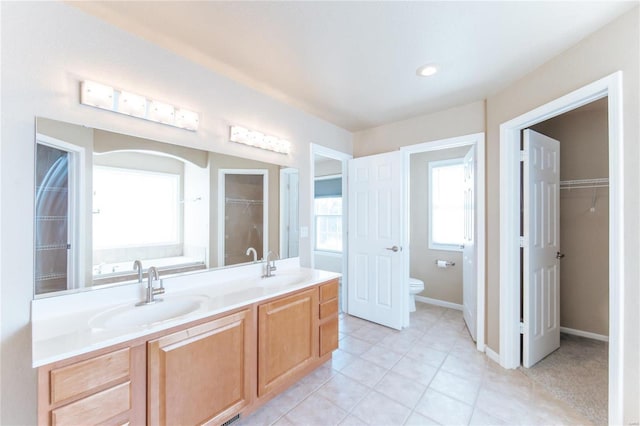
[31, 261, 340, 367]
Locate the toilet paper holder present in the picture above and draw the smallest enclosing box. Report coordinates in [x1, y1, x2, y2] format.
[436, 260, 455, 268]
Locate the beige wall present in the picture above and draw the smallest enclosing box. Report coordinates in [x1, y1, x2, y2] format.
[531, 100, 609, 336]
[485, 9, 638, 422]
[353, 100, 485, 157]
[410, 147, 470, 305]
[314, 157, 342, 177]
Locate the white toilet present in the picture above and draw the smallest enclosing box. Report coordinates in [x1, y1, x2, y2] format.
[409, 277, 425, 312]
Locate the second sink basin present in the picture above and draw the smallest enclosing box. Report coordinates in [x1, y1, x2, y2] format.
[89, 294, 209, 330]
[256, 270, 314, 288]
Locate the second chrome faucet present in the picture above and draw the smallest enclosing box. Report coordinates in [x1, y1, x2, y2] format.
[262, 251, 279, 278]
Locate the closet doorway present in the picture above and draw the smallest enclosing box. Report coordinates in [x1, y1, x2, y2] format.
[519, 99, 609, 425]
[499, 72, 624, 425]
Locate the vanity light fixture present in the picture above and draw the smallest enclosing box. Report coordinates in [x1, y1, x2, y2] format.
[80, 80, 199, 131]
[148, 100, 175, 125]
[229, 125, 291, 155]
[118, 90, 147, 118]
[416, 64, 438, 77]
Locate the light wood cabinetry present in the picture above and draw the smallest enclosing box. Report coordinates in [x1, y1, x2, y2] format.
[147, 308, 254, 426]
[37, 278, 340, 425]
[257, 288, 318, 397]
[38, 344, 145, 426]
[319, 279, 340, 357]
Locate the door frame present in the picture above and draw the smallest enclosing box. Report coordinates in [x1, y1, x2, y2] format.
[310, 144, 352, 311]
[217, 168, 269, 266]
[279, 167, 299, 259]
[400, 132, 486, 348]
[499, 72, 623, 424]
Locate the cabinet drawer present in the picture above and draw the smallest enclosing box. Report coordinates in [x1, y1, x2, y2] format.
[50, 348, 130, 404]
[319, 298, 338, 320]
[51, 381, 131, 426]
[319, 280, 338, 303]
[319, 317, 339, 357]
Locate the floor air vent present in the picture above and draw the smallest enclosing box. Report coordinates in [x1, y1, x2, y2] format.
[221, 414, 240, 426]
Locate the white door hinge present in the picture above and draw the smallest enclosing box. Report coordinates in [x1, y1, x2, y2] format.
[519, 322, 525, 334]
[520, 150, 527, 162]
[519, 236, 525, 247]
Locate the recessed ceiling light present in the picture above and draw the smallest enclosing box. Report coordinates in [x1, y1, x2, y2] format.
[417, 64, 438, 77]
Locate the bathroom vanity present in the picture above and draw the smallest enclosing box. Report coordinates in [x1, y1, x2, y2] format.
[33, 263, 340, 426]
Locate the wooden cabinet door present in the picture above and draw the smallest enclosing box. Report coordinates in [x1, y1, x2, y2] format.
[258, 288, 318, 397]
[147, 309, 254, 426]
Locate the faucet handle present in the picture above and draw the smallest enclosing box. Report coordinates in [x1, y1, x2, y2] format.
[152, 280, 165, 296]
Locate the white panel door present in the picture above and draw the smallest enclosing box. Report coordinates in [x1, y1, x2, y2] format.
[523, 129, 561, 368]
[348, 151, 404, 330]
[462, 146, 477, 341]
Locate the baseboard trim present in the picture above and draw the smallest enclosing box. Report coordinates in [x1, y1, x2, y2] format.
[415, 296, 463, 311]
[560, 326, 609, 342]
[485, 346, 500, 364]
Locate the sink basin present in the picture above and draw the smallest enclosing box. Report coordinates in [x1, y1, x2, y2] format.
[89, 294, 209, 330]
[257, 271, 313, 287]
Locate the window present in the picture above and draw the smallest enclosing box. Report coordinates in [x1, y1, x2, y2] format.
[314, 176, 342, 252]
[429, 158, 464, 251]
[93, 166, 180, 249]
[315, 197, 343, 252]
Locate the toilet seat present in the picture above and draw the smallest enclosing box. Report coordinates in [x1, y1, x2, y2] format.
[408, 277, 425, 312]
[409, 277, 424, 290]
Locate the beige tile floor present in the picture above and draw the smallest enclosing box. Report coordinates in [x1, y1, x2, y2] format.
[238, 303, 593, 426]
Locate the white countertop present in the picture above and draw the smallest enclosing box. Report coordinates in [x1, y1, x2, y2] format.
[32, 260, 340, 367]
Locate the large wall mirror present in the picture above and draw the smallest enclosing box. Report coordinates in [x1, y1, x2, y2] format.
[34, 117, 299, 297]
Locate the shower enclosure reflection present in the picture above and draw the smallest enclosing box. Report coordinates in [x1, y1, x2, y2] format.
[35, 141, 73, 294]
[220, 171, 267, 266]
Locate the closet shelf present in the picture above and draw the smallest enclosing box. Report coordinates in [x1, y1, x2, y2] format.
[560, 178, 608, 190]
[36, 215, 67, 221]
[36, 244, 69, 251]
[225, 197, 263, 205]
[36, 186, 68, 193]
[36, 272, 67, 281]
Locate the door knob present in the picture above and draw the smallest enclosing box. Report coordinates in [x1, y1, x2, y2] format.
[556, 252, 565, 260]
[386, 246, 400, 252]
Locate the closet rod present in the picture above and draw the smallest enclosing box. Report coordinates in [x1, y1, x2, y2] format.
[225, 197, 264, 204]
[560, 178, 608, 190]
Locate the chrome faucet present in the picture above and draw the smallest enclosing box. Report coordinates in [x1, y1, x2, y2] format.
[136, 266, 164, 306]
[262, 251, 279, 278]
[246, 247, 258, 263]
[133, 260, 143, 283]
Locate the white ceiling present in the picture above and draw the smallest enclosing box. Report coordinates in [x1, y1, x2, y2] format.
[70, 1, 636, 132]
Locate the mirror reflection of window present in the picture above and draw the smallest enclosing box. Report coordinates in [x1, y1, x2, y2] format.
[91, 150, 210, 280]
[93, 166, 180, 249]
